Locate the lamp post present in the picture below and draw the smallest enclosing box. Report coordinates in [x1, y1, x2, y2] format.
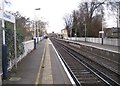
[101, 10, 104, 45]
[84, 17, 87, 42]
[84, 23, 87, 42]
[34, 8, 40, 38]
[117, 2, 120, 28]
[117, 2, 120, 38]
[1, 0, 16, 80]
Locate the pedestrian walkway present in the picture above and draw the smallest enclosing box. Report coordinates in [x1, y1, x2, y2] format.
[2, 38, 73, 85]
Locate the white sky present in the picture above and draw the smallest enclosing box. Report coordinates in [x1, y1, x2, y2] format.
[5, 0, 117, 33]
[5, 0, 81, 33]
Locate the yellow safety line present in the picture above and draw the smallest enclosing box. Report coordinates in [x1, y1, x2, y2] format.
[35, 41, 47, 86]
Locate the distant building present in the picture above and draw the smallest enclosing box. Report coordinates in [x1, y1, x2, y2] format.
[61, 28, 68, 39]
[48, 32, 57, 38]
[104, 27, 120, 38]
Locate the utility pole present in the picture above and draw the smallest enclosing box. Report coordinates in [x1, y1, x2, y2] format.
[34, 8, 40, 43]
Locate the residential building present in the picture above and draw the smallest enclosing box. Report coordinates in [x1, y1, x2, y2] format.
[61, 28, 68, 39]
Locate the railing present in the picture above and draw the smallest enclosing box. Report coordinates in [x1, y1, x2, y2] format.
[67, 37, 120, 46]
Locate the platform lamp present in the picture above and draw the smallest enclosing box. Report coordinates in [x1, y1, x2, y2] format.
[35, 8, 41, 37]
[101, 10, 104, 45]
[34, 8, 40, 43]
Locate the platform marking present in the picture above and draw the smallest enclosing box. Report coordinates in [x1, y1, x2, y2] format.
[35, 41, 47, 86]
[50, 39, 75, 85]
[42, 39, 53, 84]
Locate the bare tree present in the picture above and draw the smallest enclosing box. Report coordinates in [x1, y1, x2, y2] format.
[35, 20, 48, 36]
[64, 0, 120, 37]
[63, 14, 73, 37]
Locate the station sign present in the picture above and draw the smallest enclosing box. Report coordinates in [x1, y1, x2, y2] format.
[0, 0, 2, 10]
[0, 10, 15, 23]
[3, 11, 15, 23]
[0, 0, 15, 23]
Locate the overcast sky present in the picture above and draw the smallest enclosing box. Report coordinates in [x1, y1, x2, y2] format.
[5, 0, 81, 33]
[5, 0, 117, 33]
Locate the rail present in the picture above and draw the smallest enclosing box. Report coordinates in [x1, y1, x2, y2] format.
[50, 38, 120, 86]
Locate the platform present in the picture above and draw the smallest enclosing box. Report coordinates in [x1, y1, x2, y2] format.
[2, 39, 74, 85]
[60, 38, 119, 54]
[75, 40, 120, 54]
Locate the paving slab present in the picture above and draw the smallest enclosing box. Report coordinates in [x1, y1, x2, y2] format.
[2, 40, 46, 84]
[48, 39, 72, 84]
[2, 39, 73, 85]
[41, 39, 53, 84]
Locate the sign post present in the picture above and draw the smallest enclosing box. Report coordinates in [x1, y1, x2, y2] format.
[0, 20, 2, 86]
[0, 0, 3, 84]
[0, 0, 16, 83]
[99, 31, 104, 45]
[0, 12, 17, 68]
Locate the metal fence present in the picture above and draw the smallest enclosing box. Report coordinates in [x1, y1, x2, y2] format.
[68, 37, 120, 46]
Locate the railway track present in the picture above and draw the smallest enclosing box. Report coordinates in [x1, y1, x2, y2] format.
[68, 41, 120, 75]
[50, 38, 120, 86]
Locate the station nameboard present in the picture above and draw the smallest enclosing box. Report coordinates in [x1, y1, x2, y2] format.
[0, 10, 15, 23]
[0, 0, 15, 23]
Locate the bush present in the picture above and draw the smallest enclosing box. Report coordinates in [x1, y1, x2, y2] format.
[4, 28, 24, 60]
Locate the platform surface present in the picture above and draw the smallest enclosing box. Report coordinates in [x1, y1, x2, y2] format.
[2, 39, 73, 85]
[66, 39, 120, 54]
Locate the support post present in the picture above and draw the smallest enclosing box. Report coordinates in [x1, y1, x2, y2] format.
[0, 20, 2, 85]
[101, 10, 104, 45]
[14, 22, 17, 70]
[2, 44, 8, 80]
[84, 17, 87, 42]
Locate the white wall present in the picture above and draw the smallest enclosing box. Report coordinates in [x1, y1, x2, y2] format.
[8, 36, 44, 70]
[8, 40, 34, 70]
[18, 40, 34, 62]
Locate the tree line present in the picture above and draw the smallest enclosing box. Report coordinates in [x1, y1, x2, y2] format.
[63, 0, 119, 37]
[4, 11, 47, 59]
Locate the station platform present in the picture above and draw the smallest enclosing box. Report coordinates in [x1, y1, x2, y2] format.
[2, 39, 74, 85]
[63, 39, 120, 54]
[75, 40, 120, 54]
